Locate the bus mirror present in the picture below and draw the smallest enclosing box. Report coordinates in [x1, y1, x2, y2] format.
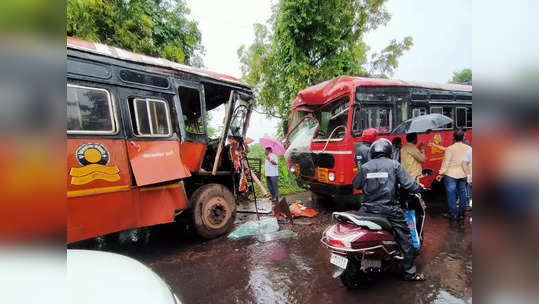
[421, 168, 434, 176]
[282, 119, 289, 136]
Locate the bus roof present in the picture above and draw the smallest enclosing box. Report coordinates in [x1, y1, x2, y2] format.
[293, 76, 472, 107]
[67, 36, 249, 88]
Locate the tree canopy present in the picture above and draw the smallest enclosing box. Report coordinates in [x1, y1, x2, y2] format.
[67, 0, 204, 67]
[450, 68, 472, 84]
[238, 0, 413, 120]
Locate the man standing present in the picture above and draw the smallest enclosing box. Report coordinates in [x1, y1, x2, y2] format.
[436, 129, 471, 221]
[400, 133, 426, 181]
[354, 128, 379, 169]
[265, 147, 279, 201]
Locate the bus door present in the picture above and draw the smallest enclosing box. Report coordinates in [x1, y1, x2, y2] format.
[175, 81, 208, 172]
[67, 82, 135, 241]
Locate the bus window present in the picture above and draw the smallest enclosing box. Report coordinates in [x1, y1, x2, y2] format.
[313, 98, 349, 140]
[412, 107, 426, 118]
[358, 106, 392, 134]
[466, 106, 472, 128]
[179, 86, 204, 134]
[456, 107, 467, 128]
[430, 106, 453, 129]
[132, 98, 171, 137]
[67, 84, 116, 134]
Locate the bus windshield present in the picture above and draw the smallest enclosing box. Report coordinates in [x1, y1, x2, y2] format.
[312, 97, 349, 141]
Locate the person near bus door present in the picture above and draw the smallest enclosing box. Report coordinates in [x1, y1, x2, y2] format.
[265, 147, 279, 202]
[353, 138, 425, 281]
[354, 128, 379, 169]
[436, 129, 471, 221]
[400, 133, 426, 181]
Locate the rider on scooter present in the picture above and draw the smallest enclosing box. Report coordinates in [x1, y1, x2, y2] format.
[352, 138, 425, 281]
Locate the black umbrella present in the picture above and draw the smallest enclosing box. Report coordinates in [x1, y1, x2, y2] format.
[391, 114, 453, 134]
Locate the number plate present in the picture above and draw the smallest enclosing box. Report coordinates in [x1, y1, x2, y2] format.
[361, 258, 381, 269]
[330, 253, 348, 269]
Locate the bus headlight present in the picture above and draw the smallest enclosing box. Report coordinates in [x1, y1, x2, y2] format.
[328, 172, 335, 182]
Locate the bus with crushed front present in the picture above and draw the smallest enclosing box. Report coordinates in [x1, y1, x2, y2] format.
[67, 37, 254, 243]
[285, 76, 471, 204]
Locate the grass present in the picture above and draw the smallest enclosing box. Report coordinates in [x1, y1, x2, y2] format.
[247, 143, 305, 197]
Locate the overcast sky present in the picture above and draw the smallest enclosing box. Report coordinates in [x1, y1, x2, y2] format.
[185, 0, 472, 140]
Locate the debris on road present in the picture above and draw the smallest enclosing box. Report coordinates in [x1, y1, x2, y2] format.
[289, 201, 318, 218]
[237, 198, 273, 214]
[257, 230, 297, 242]
[227, 218, 279, 240]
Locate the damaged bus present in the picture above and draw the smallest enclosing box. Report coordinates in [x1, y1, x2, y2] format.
[67, 37, 253, 243]
[285, 76, 472, 204]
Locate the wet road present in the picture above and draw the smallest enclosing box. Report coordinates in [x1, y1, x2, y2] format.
[70, 192, 472, 304]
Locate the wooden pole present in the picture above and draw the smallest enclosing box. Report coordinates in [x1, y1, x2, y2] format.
[212, 90, 235, 175]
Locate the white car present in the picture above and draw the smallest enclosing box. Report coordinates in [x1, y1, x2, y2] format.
[68, 249, 181, 304]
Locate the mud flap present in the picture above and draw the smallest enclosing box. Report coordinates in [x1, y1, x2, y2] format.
[332, 266, 345, 278]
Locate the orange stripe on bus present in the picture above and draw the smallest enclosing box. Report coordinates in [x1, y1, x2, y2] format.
[139, 183, 180, 192]
[67, 185, 130, 197]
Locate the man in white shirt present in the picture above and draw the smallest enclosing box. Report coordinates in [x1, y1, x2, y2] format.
[265, 147, 279, 201]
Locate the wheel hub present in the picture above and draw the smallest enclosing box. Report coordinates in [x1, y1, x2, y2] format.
[202, 196, 230, 229]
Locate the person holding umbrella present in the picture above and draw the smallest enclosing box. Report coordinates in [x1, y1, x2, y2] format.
[265, 147, 279, 201]
[260, 136, 285, 202]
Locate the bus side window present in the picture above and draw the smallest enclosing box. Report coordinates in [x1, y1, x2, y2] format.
[67, 84, 116, 134]
[412, 107, 426, 118]
[359, 106, 392, 134]
[178, 86, 204, 134]
[131, 98, 172, 137]
[456, 107, 467, 129]
[466, 106, 472, 128]
[430, 106, 453, 129]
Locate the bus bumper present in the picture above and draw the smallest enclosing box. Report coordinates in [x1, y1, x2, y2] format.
[308, 181, 353, 197]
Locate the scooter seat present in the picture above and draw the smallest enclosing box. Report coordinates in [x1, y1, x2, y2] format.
[350, 212, 393, 231]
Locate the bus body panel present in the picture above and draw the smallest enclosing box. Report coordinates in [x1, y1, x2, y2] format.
[126, 140, 190, 186]
[180, 141, 207, 172]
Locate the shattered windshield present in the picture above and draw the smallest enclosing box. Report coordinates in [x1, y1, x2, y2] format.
[312, 97, 349, 141]
[285, 116, 318, 160]
[228, 96, 250, 138]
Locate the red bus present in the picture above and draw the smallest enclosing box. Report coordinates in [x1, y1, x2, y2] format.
[285, 76, 471, 203]
[67, 37, 253, 243]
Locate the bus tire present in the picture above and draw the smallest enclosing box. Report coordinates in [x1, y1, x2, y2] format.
[191, 183, 236, 239]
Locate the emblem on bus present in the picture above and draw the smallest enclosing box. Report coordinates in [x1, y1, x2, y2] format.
[431, 134, 444, 154]
[70, 143, 120, 185]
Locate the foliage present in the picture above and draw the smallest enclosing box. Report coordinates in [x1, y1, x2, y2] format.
[450, 68, 472, 84]
[67, 0, 205, 66]
[248, 143, 304, 196]
[238, 0, 413, 121]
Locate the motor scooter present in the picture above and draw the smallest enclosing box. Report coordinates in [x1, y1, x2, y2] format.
[320, 169, 432, 289]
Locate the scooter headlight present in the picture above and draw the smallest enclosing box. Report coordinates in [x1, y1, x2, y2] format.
[328, 172, 335, 182]
[290, 166, 295, 173]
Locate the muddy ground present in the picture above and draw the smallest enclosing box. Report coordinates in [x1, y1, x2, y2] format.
[70, 191, 472, 304]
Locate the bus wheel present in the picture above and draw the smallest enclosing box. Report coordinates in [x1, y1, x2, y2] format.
[191, 184, 236, 239]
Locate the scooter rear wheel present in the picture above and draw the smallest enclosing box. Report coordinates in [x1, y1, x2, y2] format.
[340, 262, 368, 289]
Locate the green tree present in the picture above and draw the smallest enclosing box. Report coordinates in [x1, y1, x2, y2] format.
[67, 0, 205, 66]
[238, 0, 413, 120]
[450, 68, 472, 84]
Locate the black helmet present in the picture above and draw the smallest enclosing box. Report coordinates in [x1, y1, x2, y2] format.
[369, 138, 393, 159]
